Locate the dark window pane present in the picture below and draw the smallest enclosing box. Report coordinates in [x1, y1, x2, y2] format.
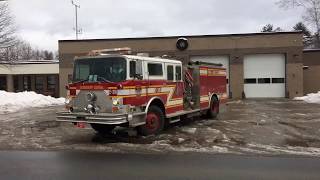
[23, 76, 31, 91]
[47, 75, 56, 90]
[68, 74, 73, 83]
[258, 78, 271, 84]
[272, 78, 285, 84]
[35, 76, 44, 92]
[0, 76, 6, 90]
[175, 66, 182, 81]
[129, 61, 136, 78]
[13, 76, 19, 92]
[167, 65, 174, 81]
[148, 63, 163, 76]
[244, 78, 257, 84]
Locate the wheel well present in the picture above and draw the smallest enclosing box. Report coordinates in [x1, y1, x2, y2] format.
[211, 94, 219, 103]
[148, 98, 166, 116]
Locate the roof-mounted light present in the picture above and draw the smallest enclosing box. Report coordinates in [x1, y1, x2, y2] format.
[88, 47, 132, 56]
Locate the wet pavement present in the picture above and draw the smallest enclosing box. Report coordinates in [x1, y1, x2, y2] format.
[1, 151, 320, 180]
[1, 99, 320, 156]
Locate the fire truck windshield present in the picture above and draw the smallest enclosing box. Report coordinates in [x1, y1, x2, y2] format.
[73, 57, 127, 83]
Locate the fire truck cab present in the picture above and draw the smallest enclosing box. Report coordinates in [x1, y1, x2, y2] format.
[56, 48, 227, 136]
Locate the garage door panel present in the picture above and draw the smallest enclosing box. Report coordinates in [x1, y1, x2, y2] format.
[244, 84, 286, 98]
[244, 54, 285, 98]
[244, 54, 285, 78]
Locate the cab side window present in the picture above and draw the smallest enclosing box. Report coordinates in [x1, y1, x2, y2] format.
[148, 63, 163, 76]
[167, 65, 174, 81]
[175, 66, 182, 81]
[129, 61, 136, 78]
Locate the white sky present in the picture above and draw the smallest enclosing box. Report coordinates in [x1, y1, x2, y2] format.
[8, 0, 304, 51]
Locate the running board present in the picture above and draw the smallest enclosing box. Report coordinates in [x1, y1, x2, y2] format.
[170, 118, 181, 124]
[166, 109, 202, 119]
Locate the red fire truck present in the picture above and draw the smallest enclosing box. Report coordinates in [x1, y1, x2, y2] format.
[56, 48, 227, 135]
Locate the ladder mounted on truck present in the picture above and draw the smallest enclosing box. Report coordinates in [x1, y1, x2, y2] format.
[188, 61, 223, 67]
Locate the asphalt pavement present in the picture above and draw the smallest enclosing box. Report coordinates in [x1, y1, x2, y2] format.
[0, 151, 319, 180]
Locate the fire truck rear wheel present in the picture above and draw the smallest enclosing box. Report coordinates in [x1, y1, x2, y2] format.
[137, 106, 165, 136]
[90, 124, 115, 134]
[207, 96, 219, 119]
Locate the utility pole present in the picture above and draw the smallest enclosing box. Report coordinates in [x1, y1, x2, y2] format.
[71, 0, 81, 39]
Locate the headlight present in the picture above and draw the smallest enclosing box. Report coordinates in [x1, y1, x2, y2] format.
[65, 98, 71, 104]
[86, 92, 96, 102]
[112, 99, 120, 106]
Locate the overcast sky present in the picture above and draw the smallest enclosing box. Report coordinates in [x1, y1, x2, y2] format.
[8, 0, 304, 51]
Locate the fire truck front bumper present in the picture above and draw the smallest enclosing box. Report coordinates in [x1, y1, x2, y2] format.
[56, 111, 147, 127]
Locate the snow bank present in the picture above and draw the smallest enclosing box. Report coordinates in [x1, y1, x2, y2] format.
[0, 91, 65, 113]
[294, 91, 320, 104]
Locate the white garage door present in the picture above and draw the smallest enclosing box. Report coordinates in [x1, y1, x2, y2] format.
[244, 54, 286, 98]
[190, 56, 229, 96]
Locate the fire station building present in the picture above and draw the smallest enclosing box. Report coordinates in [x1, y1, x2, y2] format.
[59, 31, 320, 99]
[0, 60, 60, 97]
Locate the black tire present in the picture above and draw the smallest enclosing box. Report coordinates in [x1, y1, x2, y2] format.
[137, 106, 165, 136]
[90, 124, 115, 134]
[207, 96, 219, 119]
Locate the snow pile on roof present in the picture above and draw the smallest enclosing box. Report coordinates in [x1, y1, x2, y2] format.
[0, 91, 65, 114]
[294, 91, 320, 104]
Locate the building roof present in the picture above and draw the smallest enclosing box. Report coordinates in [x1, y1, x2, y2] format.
[303, 49, 320, 52]
[59, 31, 303, 43]
[0, 60, 59, 75]
[0, 60, 59, 65]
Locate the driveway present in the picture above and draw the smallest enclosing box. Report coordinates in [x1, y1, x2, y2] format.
[1, 99, 320, 156]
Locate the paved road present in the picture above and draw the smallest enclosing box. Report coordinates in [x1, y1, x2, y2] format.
[0, 151, 319, 180]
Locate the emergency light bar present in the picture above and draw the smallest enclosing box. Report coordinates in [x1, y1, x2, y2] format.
[88, 47, 132, 56]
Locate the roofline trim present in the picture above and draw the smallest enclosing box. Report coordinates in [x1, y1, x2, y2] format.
[303, 49, 320, 52]
[59, 31, 303, 43]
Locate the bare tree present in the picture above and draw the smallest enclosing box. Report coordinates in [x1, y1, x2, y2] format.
[0, 2, 16, 48]
[0, 39, 55, 62]
[277, 0, 320, 47]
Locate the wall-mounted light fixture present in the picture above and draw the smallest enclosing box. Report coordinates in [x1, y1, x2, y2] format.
[303, 66, 309, 70]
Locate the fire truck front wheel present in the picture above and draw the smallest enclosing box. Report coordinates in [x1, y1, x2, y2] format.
[90, 124, 115, 135]
[137, 106, 165, 136]
[207, 96, 219, 119]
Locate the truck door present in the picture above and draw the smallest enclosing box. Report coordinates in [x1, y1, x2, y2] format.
[144, 61, 165, 103]
[129, 60, 146, 106]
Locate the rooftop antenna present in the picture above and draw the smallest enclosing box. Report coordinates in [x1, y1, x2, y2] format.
[71, 0, 82, 39]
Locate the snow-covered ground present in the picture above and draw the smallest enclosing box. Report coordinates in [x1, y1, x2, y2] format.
[294, 91, 320, 104]
[0, 91, 65, 114]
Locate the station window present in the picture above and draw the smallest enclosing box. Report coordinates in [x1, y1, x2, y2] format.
[258, 78, 271, 84]
[148, 63, 163, 76]
[13, 76, 20, 92]
[0, 76, 6, 90]
[23, 76, 31, 91]
[272, 78, 285, 84]
[167, 65, 174, 81]
[47, 75, 56, 90]
[35, 76, 44, 92]
[175, 66, 182, 81]
[244, 78, 257, 84]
